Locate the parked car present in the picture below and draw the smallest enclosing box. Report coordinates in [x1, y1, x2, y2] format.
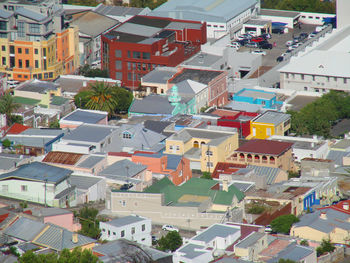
[152, 235, 158, 243]
[237, 35, 246, 40]
[247, 31, 257, 37]
[162, 225, 179, 232]
[299, 32, 308, 40]
[251, 50, 266, 55]
[241, 33, 253, 39]
[308, 32, 318, 39]
[276, 56, 284, 62]
[120, 183, 133, 191]
[245, 42, 258, 48]
[227, 42, 240, 50]
[251, 37, 264, 43]
[260, 33, 271, 39]
[265, 225, 272, 233]
[260, 42, 273, 49]
[285, 40, 294, 47]
[237, 39, 249, 46]
[272, 28, 284, 34]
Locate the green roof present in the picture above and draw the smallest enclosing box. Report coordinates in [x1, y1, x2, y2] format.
[144, 177, 244, 206]
[13, 96, 40, 106]
[51, 96, 69, 106]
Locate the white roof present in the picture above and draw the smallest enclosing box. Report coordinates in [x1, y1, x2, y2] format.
[187, 79, 207, 94]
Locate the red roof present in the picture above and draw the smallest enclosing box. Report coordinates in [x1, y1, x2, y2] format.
[212, 162, 247, 179]
[318, 200, 350, 215]
[212, 109, 240, 118]
[108, 152, 132, 157]
[236, 139, 293, 156]
[6, 123, 30, 134]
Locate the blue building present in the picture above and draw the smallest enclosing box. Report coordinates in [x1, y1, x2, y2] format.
[232, 88, 282, 110]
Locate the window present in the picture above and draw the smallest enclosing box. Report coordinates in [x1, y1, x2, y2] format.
[113, 232, 116, 235]
[115, 49, 122, 57]
[312, 75, 315, 81]
[301, 74, 304, 80]
[127, 51, 131, 58]
[18, 48, 22, 54]
[176, 146, 180, 151]
[21, 185, 27, 192]
[0, 21, 6, 31]
[121, 230, 125, 237]
[344, 78, 347, 84]
[304, 87, 308, 91]
[123, 131, 131, 139]
[132, 51, 141, 59]
[43, 48, 46, 56]
[334, 77, 337, 82]
[131, 227, 135, 234]
[0, 33, 7, 38]
[25, 48, 29, 54]
[206, 150, 213, 156]
[122, 200, 126, 207]
[2, 57, 5, 65]
[25, 60, 29, 68]
[35, 60, 39, 68]
[18, 59, 22, 68]
[116, 72, 122, 80]
[29, 23, 40, 34]
[206, 162, 213, 168]
[34, 48, 38, 54]
[1, 46, 5, 51]
[142, 52, 150, 59]
[266, 128, 271, 136]
[108, 230, 110, 236]
[115, 60, 122, 69]
[285, 73, 289, 79]
[17, 22, 25, 37]
[102, 228, 105, 232]
[142, 224, 145, 231]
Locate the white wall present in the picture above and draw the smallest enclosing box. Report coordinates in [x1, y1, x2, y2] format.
[299, 12, 335, 26]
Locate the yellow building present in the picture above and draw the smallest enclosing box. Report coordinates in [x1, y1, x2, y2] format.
[250, 111, 291, 140]
[164, 126, 239, 173]
[0, 0, 79, 82]
[291, 209, 350, 244]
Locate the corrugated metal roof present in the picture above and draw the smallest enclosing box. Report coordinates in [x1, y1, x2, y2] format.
[115, 22, 160, 37]
[62, 109, 107, 124]
[0, 9, 12, 19]
[16, 7, 47, 22]
[235, 232, 264, 248]
[192, 224, 240, 242]
[247, 165, 281, 185]
[129, 95, 174, 115]
[77, 155, 104, 168]
[4, 217, 46, 241]
[42, 151, 84, 165]
[99, 159, 146, 178]
[69, 175, 103, 190]
[253, 111, 290, 126]
[62, 124, 117, 143]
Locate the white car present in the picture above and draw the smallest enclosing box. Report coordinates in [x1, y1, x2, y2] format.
[251, 50, 266, 56]
[162, 225, 179, 232]
[285, 40, 294, 47]
[227, 42, 240, 50]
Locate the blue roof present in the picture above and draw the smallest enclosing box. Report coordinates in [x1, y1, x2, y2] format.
[268, 243, 314, 263]
[0, 162, 72, 184]
[165, 154, 182, 170]
[63, 109, 107, 124]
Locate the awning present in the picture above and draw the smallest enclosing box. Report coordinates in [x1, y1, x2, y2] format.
[272, 22, 288, 28]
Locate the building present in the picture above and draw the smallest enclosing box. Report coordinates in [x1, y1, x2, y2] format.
[140, 66, 177, 95]
[101, 15, 206, 88]
[0, 0, 79, 81]
[59, 109, 108, 129]
[164, 126, 239, 172]
[228, 139, 294, 171]
[259, 9, 300, 29]
[99, 215, 151, 246]
[0, 162, 76, 207]
[150, 0, 260, 39]
[242, 19, 271, 36]
[93, 4, 151, 23]
[232, 88, 282, 110]
[250, 111, 291, 140]
[234, 232, 267, 261]
[279, 25, 350, 93]
[69, 174, 106, 204]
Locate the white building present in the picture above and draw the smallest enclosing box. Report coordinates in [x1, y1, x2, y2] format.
[99, 215, 152, 246]
[279, 25, 350, 92]
[173, 223, 241, 263]
[150, 0, 260, 39]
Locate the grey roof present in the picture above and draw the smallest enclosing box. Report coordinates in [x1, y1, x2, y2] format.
[183, 52, 222, 67]
[170, 68, 222, 85]
[268, 243, 314, 263]
[16, 79, 58, 93]
[99, 159, 146, 178]
[192, 224, 240, 242]
[143, 120, 172, 134]
[62, 109, 107, 124]
[0, 162, 72, 184]
[150, 0, 258, 23]
[169, 128, 233, 143]
[62, 124, 117, 143]
[4, 217, 46, 241]
[94, 4, 147, 17]
[4, 136, 55, 148]
[15, 7, 47, 22]
[71, 11, 119, 38]
[245, 19, 270, 26]
[166, 21, 202, 30]
[77, 155, 104, 168]
[54, 185, 76, 199]
[332, 139, 350, 150]
[0, 155, 29, 171]
[231, 182, 254, 192]
[129, 95, 174, 115]
[34, 225, 95, 251]
[0, 9, 12, 19]
[177, 243, 207, 259]
[104, 215, 147, 228]
[237, 89, 275, 100]
[31, 207, 72, 217]
[0, 255, 17, 263]
[69, 175, 103, 190]
[226, 101, 262, 113]
[326, 150, 348, 166]
[235, 232, 265, 248]
[20, 128, 64, 137]
[17, 243, 40, 253]
[253, 111, 290, 125]
[260, 8, 300, 18]
[247, 165, 281, 185]
[142, 67, 177, 84]
[214, 258, 254, 263]
[115, 22, 160, 37]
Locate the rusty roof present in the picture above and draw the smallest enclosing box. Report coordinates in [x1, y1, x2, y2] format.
[42, 151, 84, 165]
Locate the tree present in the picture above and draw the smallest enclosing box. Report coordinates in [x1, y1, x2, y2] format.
[278, 259, 297, 263]
[18, 247, 100, 263]
[316, 238, 335, 257]
[288, 170, 300, 180]
[79, 65, 109, 78]
[76, 206, 101, 239]
[200, 172, 212, 180]
[157, 231, 183, 252]
[85, 82, 119, 115]
[114, 86, 133, 113]
[262, 0, 335, 14]
[49, 119, 60, 128]
[270, 214, 299, 234]
[2, 139, 11, 148]
[300, 239, 309, 246]
[0, 92, 20, 125]
[247, 204, 265, 214]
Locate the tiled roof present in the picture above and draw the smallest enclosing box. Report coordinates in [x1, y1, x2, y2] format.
[4, 217, 46, 242]
[6, 123, 30, 135]
[236, 139, 293, 156]
[212, 162, 247, 179]
[42, 151, 84, 165]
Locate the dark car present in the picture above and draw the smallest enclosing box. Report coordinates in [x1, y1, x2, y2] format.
[272, 28, 284, 34]
[299, 32, 308, 40]
[120, 183, 133, 191]
[276, 56, 284, 62]
[260, 43, 273, 49]
[245, 42, 258, 48]
[237, 39, 249, 46]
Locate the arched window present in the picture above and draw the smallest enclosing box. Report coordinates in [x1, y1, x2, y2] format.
[122, 131, 132, 139]
[239, 153, 245, 160]
[193, 141, 199, 148]
[247, 154, 252, 162]
[262, 156, 267, 163]
[270, 156, 275, 164]
[254, 155, 260, 163]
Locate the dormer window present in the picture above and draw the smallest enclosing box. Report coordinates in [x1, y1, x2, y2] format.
[123, 131, 132, 139]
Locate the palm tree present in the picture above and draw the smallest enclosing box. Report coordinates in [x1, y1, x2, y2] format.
[0, 92, 20, 125]
[85, 82, 118, 115]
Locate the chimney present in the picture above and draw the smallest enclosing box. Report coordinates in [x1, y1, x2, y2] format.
[72, 232, 78, 244]
[320, 211, 327, 220]
[222, 180, 228, 192]
[343, 202, 349, 210]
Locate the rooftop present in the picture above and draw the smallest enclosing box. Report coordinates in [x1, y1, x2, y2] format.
[93, 4, 147, 17]
[103, 215, 148, 228]
[129, 95, 174, 115]
[253, 111, 290, 125]
[260, 9, 300, 18]
[42, 151, 84, 166]
[99, 159, 146, 178]
[62, 124, 117, 143]
[235, 231, 265, 248]
[236, 139, 293, 156]
[182, 52, 222, 67]
[61, 109, 108, 125]
[4, 217, 46, 242]
[141, 67, 177, 84]
[16, 79, 59, 93]
[69, 175, 103, 190]
[170, 68, 223, 85]
[192, 224, 240, 242]
[235, 88, 276, 100]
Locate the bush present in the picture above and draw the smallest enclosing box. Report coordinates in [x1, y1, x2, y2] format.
[300, 239, 309, 246]
[247, 205, 265, 214]
[2, 139, 11, 148]
[200, 172, 212, 180]
[316, 239, 335, 257]
[270, 214, 299, 234]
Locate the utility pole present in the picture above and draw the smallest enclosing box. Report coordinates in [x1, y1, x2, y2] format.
[44, 175, 47, 207]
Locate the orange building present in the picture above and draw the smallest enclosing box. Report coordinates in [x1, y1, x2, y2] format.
[132, 151, 192, 186]
[0, 0, 79, 82]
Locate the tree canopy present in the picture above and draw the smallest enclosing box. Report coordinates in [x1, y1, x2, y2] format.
[76, 206, 101, 239]
[0, 92, 20, 125]
[157, 231, 183, 252]
[18, 247, 100, 263]
[316, 238, 335, 257]
[288, 91, 350, 138]
[130, 0, 167, 9]
[262, 0, 335, 14]
[270, 214, 299, 234]
[278, 259, 297, 263]
[79, 65, 109, 78]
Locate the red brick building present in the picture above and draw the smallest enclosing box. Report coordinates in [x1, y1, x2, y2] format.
[101, 16, 206, 88]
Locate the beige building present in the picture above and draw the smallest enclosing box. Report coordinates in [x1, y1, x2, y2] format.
[235, 232, 267, 261]
[164, 126, 239, 172]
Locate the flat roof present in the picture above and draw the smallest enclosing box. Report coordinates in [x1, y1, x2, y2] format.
[104, 215, 147, 228]
[260, 9, 300, 18]
[192, 224, 240, 242]
[245, 19, 271, 26]
[253, 111, 290, 125]
[62, 109, 107, 124]
[171, 68, 223, 85]
[237, 89, 275, 100]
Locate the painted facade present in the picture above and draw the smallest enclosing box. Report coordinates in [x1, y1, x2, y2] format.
[232, 88, 283, 110]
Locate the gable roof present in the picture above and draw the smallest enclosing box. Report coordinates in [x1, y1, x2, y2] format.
[15, 7, 47, 22]
[267, 243, 314, 263]
[144, 120, 172, 134]
[6, 123, 30, 135]
[69, 175, 104, 190]
[129, 95, 175, 115]
[99, 159, 146, 178]
[4, 217, 46, 241]
[0, 162, 72, 184]
[236, 140, 293, 156]
[252, 111, 290, 125]
[94, 4, 147, 17]
[62, 124, 117, 143]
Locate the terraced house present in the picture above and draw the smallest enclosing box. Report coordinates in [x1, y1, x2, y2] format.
[0, 0, 79, 81]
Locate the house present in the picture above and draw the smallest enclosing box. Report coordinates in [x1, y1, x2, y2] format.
[29, 207, 81, 232]
[164, 126, 239, 172]
[301, 158, 335, 177]
[169, 68, 228, 108]
[70, 11, 120, 65]
[4, 217, 46, 242]
[0, 162, 77, 208]
[232, 89, 282, 110]
[52, 124, 118, 154]
[150, 0, 260, 39]
[0, 0, 79, 81]
[99, 215, 151, 246]
[106, 177, 244, 229]
[228, 139, 294, 171]
[59, 109, 108, 129]
[93, 4, 151, 22]
[132, 151, 192, 185]
[141, 67, 178, 95]
[69, 174, 106, 204]
[0, 153, 32, 173]
[173, 223, 241, 263]
[234, 232, 267, 261]
[242, 19, 271, 36]
[3, 128, 65, 156]
[101, 15, 206, 88]
[99, 159, 149, 191]
[250, 111, 291, 139]
[291, 208, 350, 244]
[92, 239, 172, 263]
[326, 139, 350, 166]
